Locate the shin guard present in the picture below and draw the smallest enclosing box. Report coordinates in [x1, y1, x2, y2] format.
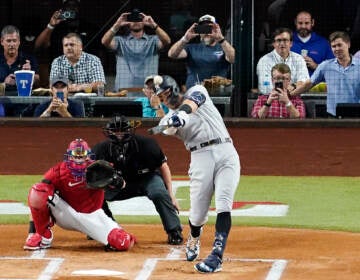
[28, 183, 53, 237]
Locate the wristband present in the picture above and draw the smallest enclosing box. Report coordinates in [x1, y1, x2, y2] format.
[153, 24, 159, 30]
[47, 23, 55, 30]
[264, 102, 271, 107]
[285, 101, 292, 108]
[218, 38, 225, 44]
[181, 36, 189, 44]
[110, 27, 118, 35]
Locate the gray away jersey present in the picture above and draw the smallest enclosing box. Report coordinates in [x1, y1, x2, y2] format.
[161, 85, 231, 150]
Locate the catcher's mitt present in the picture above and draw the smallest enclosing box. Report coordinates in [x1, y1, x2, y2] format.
[86, 160, 123, 189]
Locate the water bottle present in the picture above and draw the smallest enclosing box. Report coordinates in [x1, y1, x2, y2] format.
[263, 73, 271, 94]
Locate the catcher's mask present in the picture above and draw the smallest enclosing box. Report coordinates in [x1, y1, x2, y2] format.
[103, 115, 141, 144]
[154, 75, 181, 107]
[65, 138, 94, 178]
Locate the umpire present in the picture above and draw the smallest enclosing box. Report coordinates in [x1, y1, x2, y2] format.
[92, 115, 183, 245]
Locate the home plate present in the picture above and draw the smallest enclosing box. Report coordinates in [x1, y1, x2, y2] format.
[71, 269, 125, 276]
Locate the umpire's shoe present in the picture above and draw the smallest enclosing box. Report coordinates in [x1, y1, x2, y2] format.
[194, 254, 223, 273]
[167, 229, 184, 245]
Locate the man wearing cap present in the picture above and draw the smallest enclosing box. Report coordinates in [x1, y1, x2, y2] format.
[135, 75, 169, 117]
[168, 14, 235, 90]
[101, 9, 171, 91]
[34, 75, 84, 117]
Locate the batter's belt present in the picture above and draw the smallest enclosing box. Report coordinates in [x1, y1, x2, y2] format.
[189, 137, 231, 152]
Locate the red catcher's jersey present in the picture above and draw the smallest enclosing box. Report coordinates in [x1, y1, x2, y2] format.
[43, 161, 104, 213]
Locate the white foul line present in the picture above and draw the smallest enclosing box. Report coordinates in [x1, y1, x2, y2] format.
[0, 256, 64, 280]
[135, 249, 288, 280]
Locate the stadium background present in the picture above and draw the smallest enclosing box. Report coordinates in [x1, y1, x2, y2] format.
[1, 0, 359, 117]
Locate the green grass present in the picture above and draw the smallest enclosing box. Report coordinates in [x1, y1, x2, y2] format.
[0, 175, 359, 232]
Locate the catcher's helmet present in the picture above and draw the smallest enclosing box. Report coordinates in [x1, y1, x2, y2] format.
[103, 115, 135, 143]
[65, 138, 93, 178]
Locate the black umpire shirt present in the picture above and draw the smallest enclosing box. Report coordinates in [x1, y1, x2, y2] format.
[92, 134, 167, 182]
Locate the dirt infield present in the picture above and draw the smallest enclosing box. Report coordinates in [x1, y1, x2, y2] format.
[1, 224, 359, 279]
[1, 123, 360, 279]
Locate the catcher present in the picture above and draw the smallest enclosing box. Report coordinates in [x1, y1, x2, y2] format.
[24, 138, 135, 251]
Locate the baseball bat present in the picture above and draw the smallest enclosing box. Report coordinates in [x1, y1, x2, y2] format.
[147, 124, 172, 135]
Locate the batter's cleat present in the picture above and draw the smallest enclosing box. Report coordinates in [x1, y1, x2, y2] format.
[23, 231, 53, 250]
[186, 233, 201, 261]
[167, 229, 184, 245]
[194, 254, 223, 273]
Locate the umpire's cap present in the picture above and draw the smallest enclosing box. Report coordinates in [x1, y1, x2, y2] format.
[154, 75, 180, 96]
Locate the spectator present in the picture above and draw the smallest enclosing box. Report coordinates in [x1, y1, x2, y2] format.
[291, 31, 360, 117]
[101, 8, 171, 91]
[251, 63, 305, 118]
[23, 138, 135, 251]
[155, 75, 240, 273]
[135, 75, 170, 118]
[0, 25, 40, 95]
[168, 14, 235, 90]
[92, 115, 183, 245]
[291, 11, 334, 76]
[257, 27, 309, 94]
[34, 0, 101, 87]
[34, 75, 85, 117]
[34, 0, 99, 58]
[354, 50, 360, 58]
[50, 33, 105, 94]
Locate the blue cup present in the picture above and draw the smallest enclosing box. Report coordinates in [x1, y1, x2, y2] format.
[14, 70, 35, 96]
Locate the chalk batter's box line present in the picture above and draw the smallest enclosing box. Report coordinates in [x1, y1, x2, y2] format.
[0, 256, 64, 280]
[135, 257, 288, 280]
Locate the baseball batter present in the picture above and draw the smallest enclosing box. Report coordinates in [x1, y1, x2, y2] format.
[155, 75, 240, 273]
[23, 138, 135, 251]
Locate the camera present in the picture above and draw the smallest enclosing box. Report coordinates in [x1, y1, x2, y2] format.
[275, 81, 284, 91]
[127, 9, 143, 22]
[194, 24, 212, 34]
[59, 9, 77, 20]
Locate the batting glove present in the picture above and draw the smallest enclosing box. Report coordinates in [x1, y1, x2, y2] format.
[168, 110, 189, 127]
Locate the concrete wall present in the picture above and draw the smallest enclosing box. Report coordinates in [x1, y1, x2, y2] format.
[0, 118, 359, 176]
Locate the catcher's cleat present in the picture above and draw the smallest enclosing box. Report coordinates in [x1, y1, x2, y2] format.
[23, 231, 53, 250]
[167, 229, 183, 245]
[186, 233, 201, 261]
[194, 254, 223, 273]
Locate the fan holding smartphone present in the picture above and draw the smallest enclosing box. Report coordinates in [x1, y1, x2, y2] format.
[168, 14, 236, 90]
[251, 63, 306, 119]
[34, 75, 85, 118]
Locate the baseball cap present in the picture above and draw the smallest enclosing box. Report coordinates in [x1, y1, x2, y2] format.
[198, 14, 216, 24]
[50, 75, 69, 87]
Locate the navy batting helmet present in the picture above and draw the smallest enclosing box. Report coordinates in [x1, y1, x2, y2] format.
[154, 75, 180, 96]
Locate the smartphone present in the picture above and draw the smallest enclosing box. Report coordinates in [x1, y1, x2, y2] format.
[56, 91, 64, 101]
[194, 24, 212, 34]
[275, 81, 283, 91]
